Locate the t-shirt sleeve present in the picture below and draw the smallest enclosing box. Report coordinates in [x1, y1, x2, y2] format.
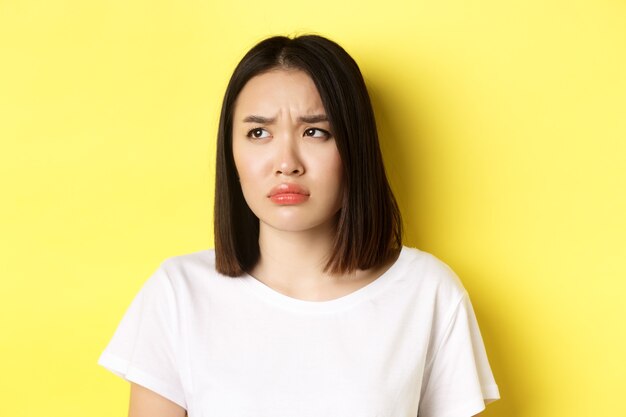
[418, 292, 500, 417]
[97, 263, 186, 409]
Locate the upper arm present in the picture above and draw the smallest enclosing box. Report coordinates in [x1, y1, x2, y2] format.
[128, 383, 186, 417]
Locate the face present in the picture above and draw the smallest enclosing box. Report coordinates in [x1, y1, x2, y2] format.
[232, 69, 344, 234]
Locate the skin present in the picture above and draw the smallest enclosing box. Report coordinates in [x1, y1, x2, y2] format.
[127, 68, 483, 417]
[232, 68, 370, 300]
[234, 69, 344, 237]
[128, 383, 186, 417]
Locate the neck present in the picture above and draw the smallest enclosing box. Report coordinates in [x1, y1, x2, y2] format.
[250, 219, 347, 291]
[248, 220, 399, 302]
[259, 221, 335, 272]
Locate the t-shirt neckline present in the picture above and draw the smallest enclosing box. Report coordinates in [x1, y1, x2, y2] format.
[238, 246, 409, 314]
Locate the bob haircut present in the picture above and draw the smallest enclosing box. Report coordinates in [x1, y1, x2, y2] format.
[214, 34, 402, 277]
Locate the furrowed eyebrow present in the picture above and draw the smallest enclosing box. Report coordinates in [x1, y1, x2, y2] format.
[242, 114, 328, 124]
[243, 115, 275, 124]
[299, 114, 328, 124]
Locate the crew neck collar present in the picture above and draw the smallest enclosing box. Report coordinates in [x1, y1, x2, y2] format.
[237, 246, 409, 314]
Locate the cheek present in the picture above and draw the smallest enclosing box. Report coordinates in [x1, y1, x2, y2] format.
[233, 147, 272, 211]
[320, 151, 344, 198]
[233, 145, 262, 181]
[328, 149, 343, 182]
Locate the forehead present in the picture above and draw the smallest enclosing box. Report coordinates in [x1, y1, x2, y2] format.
[233, 69, 325, 116]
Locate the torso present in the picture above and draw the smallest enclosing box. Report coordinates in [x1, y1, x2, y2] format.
[159, 246, 467, 416]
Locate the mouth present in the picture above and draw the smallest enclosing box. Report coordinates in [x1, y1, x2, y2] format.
[268, 183, 310, 205]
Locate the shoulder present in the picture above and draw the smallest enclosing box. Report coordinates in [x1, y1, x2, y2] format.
[146, 248, 231, 299]
[159, 248, 218, 278]
[393, 246, 468, 304]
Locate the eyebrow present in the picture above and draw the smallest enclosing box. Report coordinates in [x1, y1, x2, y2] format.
[242, 114, 329, 124]
[299, 114, 328, 124]
[242, 115, 275, 124]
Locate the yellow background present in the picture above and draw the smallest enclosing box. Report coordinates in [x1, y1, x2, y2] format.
[1, 0, 624, 416]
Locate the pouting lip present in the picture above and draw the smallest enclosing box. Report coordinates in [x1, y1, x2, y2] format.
[268, 183, 310, 197]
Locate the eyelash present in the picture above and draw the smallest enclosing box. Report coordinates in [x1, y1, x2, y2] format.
[246, 128, 270, 139]
[304, 128, 332, 139]
[245, 127, 332, 140]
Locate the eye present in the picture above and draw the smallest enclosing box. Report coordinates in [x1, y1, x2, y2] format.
[303, 128, 331, 139]
[246, 128, 270, 139]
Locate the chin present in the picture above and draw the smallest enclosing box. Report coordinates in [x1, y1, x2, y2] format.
[261, 216, 336, 234]
[266, 221, 324, 233]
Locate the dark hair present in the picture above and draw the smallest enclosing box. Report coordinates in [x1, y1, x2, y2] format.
[214, 34, 402, 276]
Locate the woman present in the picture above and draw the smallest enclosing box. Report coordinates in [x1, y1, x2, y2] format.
[99, 34, 500, 417]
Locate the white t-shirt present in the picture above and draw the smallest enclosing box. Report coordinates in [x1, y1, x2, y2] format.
[98, 246, 499, 417]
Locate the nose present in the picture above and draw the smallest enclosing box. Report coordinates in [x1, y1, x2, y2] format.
[274, 137, 304, 176]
